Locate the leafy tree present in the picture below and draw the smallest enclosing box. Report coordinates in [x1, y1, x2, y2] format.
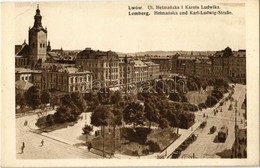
[61, 95, 80, 112]
[111, 108, 123, 152]
[71, 92, 87, 113]
[211, 90, 223, 100]
[178, 112, 195, 129]
[166, 111, 180, 129]
[123, 102, 145, 129]
[158, 117, 169, 129]
[110, 91, 123, 107]
[84, 92, 99, 111]
[82, 124, 93, 142]
[24, 86, 41, 110]
[144, 102, 160, 130]
[91, 105, 114, 157]
[97, 87, 111, 105]
[16, 93, 26, 113]
[205, 95, 218, 107]
[54, 105, 77, 123]
[41, 89, 50, 105]
[46, 114, 55, 126]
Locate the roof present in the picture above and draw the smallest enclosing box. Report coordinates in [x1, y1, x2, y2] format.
[15, 80, 33, 90]
[144, 61, 159, 66]
[15, 68, 41, 73]
[59, 67, 91, 74]
[150, 57, 170, 60]
[15, 44, 29, 56]
[213, 49, 246, 58]
[77, 48, 119, 60]
[43, 66, 91, 74]
[134, 60, 148, 67]
[233, 50, 246, 57]
[47, 52, 59, 58]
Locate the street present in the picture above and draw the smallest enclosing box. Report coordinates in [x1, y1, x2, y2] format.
[16, 110, 101, 159]
[179, 84, 246, 158]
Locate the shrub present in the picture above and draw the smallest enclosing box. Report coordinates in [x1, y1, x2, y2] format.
[132, 150, 139, 156]
[123, 127, 149, 144]
[146, 140, 161, 153]
[198, 103, 207, 109]
[142, 148, 150, 155]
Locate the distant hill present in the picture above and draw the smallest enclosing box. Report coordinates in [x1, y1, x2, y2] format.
[117, 50, 216, 57]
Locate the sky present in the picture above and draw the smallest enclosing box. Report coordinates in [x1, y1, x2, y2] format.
[14, 2, 245, 53]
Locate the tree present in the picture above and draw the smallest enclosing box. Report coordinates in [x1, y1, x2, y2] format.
[16, 93, 26, 113]
[61, 95, 80, 112]
[82, 124, 93, 142]
[71, 92, 87, 113]
[158, 117, 169, 129]
[97, 87, 111, 105]
[205, 95, 218, 107]
[54, 105, 77, 123]
[41, 89, 50, 105]
[111, 108, 123, 153]
[24, 86, 41, 111]
[123, 102, 145, 129]
[178, 112, 195, 129]
[91, 105, 114, 157]
[84, 92, 99, 111]
[144, 102, 160, 130]
[110, 91, 123, 107]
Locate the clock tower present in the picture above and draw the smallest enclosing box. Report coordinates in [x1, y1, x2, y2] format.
[28, 5, 47, 68]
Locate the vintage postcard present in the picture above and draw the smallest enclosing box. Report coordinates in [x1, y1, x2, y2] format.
[1, 0, 259, 167]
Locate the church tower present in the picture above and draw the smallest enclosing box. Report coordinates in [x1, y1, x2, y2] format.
[28, 5, 47, 67]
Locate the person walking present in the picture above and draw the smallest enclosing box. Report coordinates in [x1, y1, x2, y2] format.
[87, 142, 92, 152]
[21, 142, 25, 153]
[41, 139, 44, 147]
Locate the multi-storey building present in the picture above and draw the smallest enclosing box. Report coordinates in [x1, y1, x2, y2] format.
[172, 53, 210, 75]
[194, 60, 212, 78]
[32, 67, 92, 93]
[133, 59, 149, 83]
[144, 61, 160, 80]
[211, 47, 246, 83]
[15, 67, 41, 82]
[118, 56, 135, 86]
[75, 48, 119, 87]
[150, 56, 171, 73]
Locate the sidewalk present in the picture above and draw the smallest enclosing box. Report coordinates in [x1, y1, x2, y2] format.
[158, 121, 202, 159]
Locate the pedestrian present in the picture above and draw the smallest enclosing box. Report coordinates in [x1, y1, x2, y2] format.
[21, 142, 25, 153]
[41, 139, 44, 147]
[87, 142, 92, 152]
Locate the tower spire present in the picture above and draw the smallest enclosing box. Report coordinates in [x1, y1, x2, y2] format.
[33, 4, 43, 29]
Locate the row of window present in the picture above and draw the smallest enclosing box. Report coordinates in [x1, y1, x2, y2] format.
[70, 85, 90, 92]
[70, 76, 91, 83]
[32, 42, 46, 48]
[21, 76, 31, 81]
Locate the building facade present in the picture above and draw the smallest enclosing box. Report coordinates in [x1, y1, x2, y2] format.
[32, 67, 92, 93]
[211, 47, 246, 83]
[133, 59, 149, 83]
[119, 56, 135, 86]
[150, 56, 171, 73]
[144, 61, 160, 80]
[76, 48, 119, 87]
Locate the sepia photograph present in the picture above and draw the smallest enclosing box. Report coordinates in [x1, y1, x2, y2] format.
[1, 0, 259, 167]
